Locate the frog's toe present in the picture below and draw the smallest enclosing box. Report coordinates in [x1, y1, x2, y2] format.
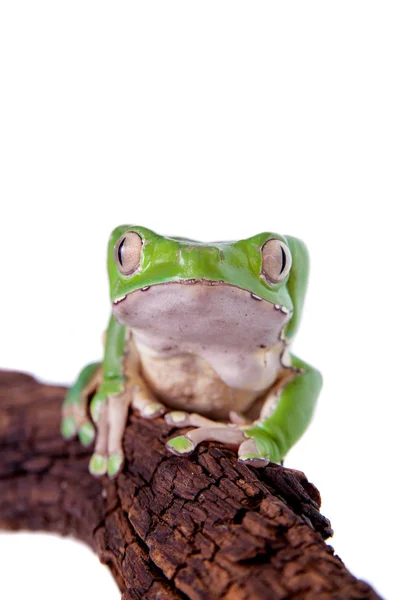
[107, 453, 124, 478]
[166, 435, 195, 455]
[132, 388, 166, 419]
[164, 411, 190, 426]
[141, 401, 166, 419]
[238, 438, 270, 468]
[78, 421, 95, 447]
[89, 453, 108, 476]
[61, 416, 77, 440]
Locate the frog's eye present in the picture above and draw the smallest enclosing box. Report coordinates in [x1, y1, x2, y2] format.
[114, 232, 142, 276]
[261, 239, 292, 283]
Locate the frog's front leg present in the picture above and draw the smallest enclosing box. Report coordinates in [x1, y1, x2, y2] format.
[89, 386, 131, 477]
[87, 316, 167, 478]
[89, 375, 166, 478]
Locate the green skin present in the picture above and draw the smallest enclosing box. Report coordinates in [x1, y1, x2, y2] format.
[61, 226, 322, 478]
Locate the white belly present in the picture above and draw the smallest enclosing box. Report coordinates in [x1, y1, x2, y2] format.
[136, 340, 287, 419]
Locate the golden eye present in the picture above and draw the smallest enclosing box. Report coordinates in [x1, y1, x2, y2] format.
[261, 239, 292, 283]
[114, 232, 142, 276]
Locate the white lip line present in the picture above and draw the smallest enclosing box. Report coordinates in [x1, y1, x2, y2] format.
[274, 304, 290, 314]
[251, 294, 290, 313]
[113, 283, 291, 314]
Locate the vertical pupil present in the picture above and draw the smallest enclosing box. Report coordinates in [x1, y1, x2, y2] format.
[118, 238, 126, 265]
[279, 245, 286, 274]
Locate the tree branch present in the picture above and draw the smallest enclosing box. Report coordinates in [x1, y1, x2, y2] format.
[0, 370, 380, 599]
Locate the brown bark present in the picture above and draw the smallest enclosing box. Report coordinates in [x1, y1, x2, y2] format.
[0, 369, 380, 600]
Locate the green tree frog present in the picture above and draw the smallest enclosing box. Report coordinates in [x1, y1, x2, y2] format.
[61, 226, 322, 478]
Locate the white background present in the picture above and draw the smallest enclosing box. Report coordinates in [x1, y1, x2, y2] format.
[0, 2, 398, 599]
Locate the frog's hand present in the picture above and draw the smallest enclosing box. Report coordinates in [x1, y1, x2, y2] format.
[88, 373, 167, 479]
[61, 362, 101, 446]
[239, 355, 322, 465]
[87, 379, 128, 477]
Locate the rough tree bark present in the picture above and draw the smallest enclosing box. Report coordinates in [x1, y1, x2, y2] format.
[0, 370, 381, 600]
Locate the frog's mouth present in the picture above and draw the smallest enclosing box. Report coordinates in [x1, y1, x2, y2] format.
[112, 280, 291, 355]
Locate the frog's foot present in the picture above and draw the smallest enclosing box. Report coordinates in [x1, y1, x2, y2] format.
[89, 391, 131, 478]
[166, 416, 281, 467]
[167, 424, 246, 456]
[132, 386, 166, 419]
[61, 363, 101, 447]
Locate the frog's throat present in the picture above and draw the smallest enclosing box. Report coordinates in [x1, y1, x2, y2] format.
[111, 280, 292, 354]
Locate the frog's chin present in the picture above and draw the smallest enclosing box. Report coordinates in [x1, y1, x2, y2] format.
[112, 280, 291, 353]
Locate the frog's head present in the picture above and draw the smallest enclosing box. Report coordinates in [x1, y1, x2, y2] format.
[108, 225, 309, 349]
